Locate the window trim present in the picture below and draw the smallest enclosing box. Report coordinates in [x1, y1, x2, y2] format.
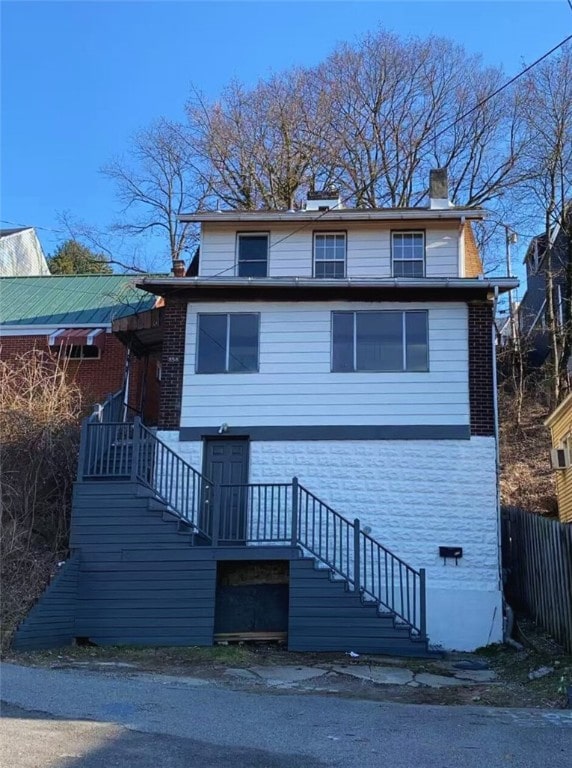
[391, 229, 426, 278]
[313, 230, 347, 279]
[195, 312, 260, 374]
[235, 232, 270, 278]
[330, 309, 429, 373]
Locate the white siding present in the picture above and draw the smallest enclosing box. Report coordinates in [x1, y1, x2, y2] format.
[198, 222, 460, 279]
[181, 301, 469, 428]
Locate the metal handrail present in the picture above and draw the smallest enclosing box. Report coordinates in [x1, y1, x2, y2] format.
[134, 421, 213, 540]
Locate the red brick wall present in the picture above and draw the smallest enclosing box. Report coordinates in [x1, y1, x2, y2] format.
[0, 333, 143, 410]
[158, 298, 187, 429]
[468, 302, 495, 437]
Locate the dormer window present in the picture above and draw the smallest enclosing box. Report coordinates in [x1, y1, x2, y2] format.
[237, 233, 268, 277]
[314, 232, 346, 278]
[392, 232, 425, 278]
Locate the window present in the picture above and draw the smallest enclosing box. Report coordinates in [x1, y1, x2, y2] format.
[58, 345, 101, 360]
[332, 311, 428, 372]
[197, 313, 259, 373]
[237, 234, 268, 277]
[392, 232, 425, 277]
[314, 233, 346, 278]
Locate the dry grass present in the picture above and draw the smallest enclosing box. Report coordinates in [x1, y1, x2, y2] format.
[499, 388, 558, 516]
[0, 351, 83, 646]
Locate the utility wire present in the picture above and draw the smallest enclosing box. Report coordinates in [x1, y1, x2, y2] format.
[208, 31, 572, 277]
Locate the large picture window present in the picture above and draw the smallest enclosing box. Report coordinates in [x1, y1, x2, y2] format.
[314, 233, 346, 278]
[391, 232, 425, 277]
[197, 313, 259, 373]
[237, 234, 269, 277]
[332, 311, 429, 372]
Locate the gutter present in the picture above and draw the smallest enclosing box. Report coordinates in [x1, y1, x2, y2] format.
[180, 209, 487, 224]
[137, 276, 519, 292]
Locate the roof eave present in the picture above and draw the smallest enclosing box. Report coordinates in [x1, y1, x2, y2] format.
[180, 208, 487, 224]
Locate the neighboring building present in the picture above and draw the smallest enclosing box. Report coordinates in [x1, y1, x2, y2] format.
[0, 274, 160, 415]
[545, 394, 572, 524]
[519, 217, 570, 366]
[12, 171, 518, 655]
[0, 227, 50, 276]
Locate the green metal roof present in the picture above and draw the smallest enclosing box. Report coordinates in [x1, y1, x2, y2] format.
[0, 275, 158, 326]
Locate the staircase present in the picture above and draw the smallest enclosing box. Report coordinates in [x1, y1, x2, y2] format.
[13, 390, 430, 655]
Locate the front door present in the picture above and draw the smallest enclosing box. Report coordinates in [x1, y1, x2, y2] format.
[204, 439, 249, 544]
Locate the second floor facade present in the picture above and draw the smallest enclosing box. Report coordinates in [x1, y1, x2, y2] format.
[183, 205, 485, 282]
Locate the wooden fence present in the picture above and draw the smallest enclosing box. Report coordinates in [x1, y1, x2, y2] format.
[501, 507, 572, 652]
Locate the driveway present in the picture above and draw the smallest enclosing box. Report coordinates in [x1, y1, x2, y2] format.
[1, 663, 571, 768]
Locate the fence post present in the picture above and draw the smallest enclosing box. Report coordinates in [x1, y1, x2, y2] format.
[291, 477, 299, 546]
[211, 483, 221, 547]
[130, 417, 141, 482]
[77, 417, 90, 481]
[419, 568, 427, 638]
[353, 518, 361, 592]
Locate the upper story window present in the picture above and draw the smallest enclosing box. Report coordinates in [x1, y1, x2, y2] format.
[197, 313, 259, 373]
[314, 232, 346, 278]
[237, 233, 269, 277]
[332, 310, 428, 372]
[391, 232, 425, 277]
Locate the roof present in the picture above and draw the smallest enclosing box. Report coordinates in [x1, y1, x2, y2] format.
[137, 276, 519, 303]
[0, 274, 158, 327]
[0, 227, 31, 238]
[181, 207, 487, 224]
[544, 393, 572, 429]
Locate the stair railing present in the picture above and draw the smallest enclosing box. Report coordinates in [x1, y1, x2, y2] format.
[132, 420, 213, 540]
[295, 480, 426, 637]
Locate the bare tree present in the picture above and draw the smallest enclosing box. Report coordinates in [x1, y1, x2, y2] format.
[102, 118, 206, 264]
[517, 42, 572, 405]
[186, 71, 336, 210]
[316, 30, 526, 208]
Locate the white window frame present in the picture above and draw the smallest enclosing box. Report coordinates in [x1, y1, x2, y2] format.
[330, 310, 429, 373]
[196, 312, 260, 374]
[391, 231, 426, 278]
[235, 232, 269, 277]
[313, 231, 347, 279]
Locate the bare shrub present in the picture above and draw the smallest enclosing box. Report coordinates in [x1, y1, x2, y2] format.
[0, 350, 83, 645]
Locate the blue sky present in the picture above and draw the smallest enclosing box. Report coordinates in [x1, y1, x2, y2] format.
[2, 0, 571, 266]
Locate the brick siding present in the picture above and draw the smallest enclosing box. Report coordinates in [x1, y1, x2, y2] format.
[0, 333, 147, 412]
[468, 301, 495, 436]
[158, 298, 187, 429]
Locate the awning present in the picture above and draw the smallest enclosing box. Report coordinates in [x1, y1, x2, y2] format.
[48, 328, 106, 350]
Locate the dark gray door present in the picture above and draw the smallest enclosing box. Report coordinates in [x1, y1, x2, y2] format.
[204, 439, 249, 544]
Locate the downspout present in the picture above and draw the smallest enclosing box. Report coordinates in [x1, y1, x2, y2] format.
[458, 216, 466, 276]
[492, 286, 520, 648]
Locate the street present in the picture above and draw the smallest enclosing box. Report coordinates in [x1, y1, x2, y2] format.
[1, 663, 571, 767]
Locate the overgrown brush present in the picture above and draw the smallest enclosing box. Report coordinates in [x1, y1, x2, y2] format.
[0, 350, 83, 646]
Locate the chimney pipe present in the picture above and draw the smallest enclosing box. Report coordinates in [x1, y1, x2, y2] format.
[172, 259, 186, 278]
[429, 169, 450, 210]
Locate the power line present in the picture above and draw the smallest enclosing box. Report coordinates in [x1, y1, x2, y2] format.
[209, 31, 572, 276]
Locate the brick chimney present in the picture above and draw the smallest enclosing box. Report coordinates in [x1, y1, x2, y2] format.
[172, 259, 186, 278]
[429, 168, 451, 210]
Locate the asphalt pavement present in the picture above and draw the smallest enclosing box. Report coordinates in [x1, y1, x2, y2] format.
[1, 662, 571, 768]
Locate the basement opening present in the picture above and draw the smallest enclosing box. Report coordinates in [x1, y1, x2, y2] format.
[214, 560, 289, 643]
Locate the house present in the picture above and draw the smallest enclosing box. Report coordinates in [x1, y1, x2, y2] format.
[545, 394, 572, 523]
[0, 274, 160, 418]
[0, 227, 51, 276]
[12, 170, 518, 654]
[518, 216, 571, 366]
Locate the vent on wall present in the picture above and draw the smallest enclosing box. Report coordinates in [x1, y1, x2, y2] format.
[550, 447, 571, 470]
